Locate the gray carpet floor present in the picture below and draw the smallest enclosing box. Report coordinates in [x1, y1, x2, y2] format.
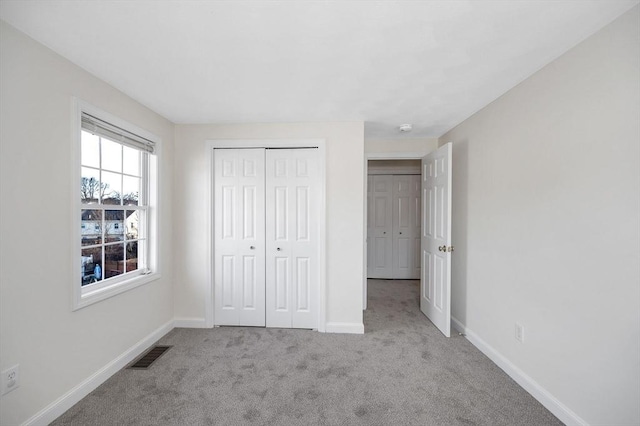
[52, 279, 562, 425]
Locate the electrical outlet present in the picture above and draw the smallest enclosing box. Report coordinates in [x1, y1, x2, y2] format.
[1, 365, 20, 395]
[515, 323, 524, 343]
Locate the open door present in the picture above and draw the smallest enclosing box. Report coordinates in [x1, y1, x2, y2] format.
[420, 143, 452, 337]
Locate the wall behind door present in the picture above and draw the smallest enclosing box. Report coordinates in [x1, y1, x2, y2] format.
[174, 122, 365, 332]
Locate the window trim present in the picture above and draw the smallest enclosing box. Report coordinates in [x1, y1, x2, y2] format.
[72, 99, 161, 310]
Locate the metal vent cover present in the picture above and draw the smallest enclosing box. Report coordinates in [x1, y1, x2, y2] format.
[128, 345, 172, 369]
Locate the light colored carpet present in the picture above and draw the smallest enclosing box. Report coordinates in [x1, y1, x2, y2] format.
[52, 280, 562, 425]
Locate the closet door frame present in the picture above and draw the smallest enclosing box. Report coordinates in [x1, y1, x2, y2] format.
[206, 139, 327, 332]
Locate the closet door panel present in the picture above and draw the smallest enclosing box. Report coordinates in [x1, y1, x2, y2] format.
[368, 175, 393, 278]
[291, 150, 318, 329]
[366, 175, 374, 277]
[266, 149, 318, 329]
[275, 257, 289, 311]
[296, 257, 311, 311]
[266, 161, 292, 328]
[214, 149, 266, 326]
[392, 174, 421, 279]
[221, 255, 235, 308]
[242, 256, 257, 309]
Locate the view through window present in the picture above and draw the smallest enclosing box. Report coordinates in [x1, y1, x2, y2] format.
[80, 120, 150, 290]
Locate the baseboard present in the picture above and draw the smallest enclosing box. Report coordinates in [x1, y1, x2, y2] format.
[451, 316, 588, 426]
[173, 317, 208, 328]
[324, 322, 365, 334]
[23, 320, 174, 426]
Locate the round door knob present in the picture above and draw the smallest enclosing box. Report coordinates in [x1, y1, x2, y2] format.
[399, 232, 402, 234]
[250, 246, 255, 250]
[277, 248, 282, 251]
[383, 232, 386, 234]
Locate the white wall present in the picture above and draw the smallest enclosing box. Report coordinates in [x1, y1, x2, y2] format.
[365, 137, 438, 155]
[368, 159, 421, 171]
[440, 7, 639, 426]
[0, 21, 175, 425]
[173, 123, 365, 330]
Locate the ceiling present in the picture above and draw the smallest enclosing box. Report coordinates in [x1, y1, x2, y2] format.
[1, 1, 637, 138]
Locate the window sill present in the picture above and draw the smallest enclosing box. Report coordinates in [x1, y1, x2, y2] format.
[73, 272, 161, 311]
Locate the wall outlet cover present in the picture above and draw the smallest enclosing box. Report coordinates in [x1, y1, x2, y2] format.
[1, 365, 20, 395]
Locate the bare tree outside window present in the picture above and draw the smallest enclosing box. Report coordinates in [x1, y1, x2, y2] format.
[80, 177, 109, 202]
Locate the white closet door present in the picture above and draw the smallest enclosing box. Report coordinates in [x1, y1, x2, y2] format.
[214, 149, 266, 326]
[366, 175, 374, 278]
[368, 175, 393, 278]
[265, 148, 319, 329]
[392, 175, 421, 279]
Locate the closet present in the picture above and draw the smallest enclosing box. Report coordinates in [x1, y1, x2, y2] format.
[367, 173, 421, 279]
[214, 148, 319, 329]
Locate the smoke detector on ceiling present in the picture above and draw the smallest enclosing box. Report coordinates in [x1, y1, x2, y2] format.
[399, 124, 412, 133]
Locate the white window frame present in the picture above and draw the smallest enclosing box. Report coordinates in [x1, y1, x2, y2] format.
[72, 99, 161, 310]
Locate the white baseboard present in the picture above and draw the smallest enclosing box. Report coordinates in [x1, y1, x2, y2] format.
[23, 320, 174, 426]
[173, 317, 208, 328]
[324, 322, 365, 334]
[451, 316, 587, 426]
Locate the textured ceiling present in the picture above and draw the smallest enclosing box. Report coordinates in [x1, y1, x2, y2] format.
[1, 0, 637, 138]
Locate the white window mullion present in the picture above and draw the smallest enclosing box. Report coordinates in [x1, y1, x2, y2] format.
[81, 243, 103, 250]
[101, 204, 105, 281]
[98, 136, 103, 203]
[140, 152, 148, 271]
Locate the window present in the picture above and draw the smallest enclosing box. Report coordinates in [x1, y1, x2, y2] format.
[74, 103, 159, 309]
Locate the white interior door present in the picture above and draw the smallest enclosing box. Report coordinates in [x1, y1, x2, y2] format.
[266, 148, 319, 329]
[368, 175, 393, 278]
[214, 148, 266, 326]
[420, 143, 452, 337]
[392, 175, 421, 279]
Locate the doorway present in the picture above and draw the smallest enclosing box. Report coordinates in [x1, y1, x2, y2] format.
[367, 160, 421, 279]
[364, 145, 453, 337]
[363, 153, 430, 310]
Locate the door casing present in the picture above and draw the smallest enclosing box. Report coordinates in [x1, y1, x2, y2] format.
[207, 139, 327, 332]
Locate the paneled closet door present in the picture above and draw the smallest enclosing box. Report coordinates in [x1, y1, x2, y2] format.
[368, 175, 393, 278]
[265, 148, 319, 329]
[392, 175, 421, 279]
[366, 175, 374, 278]
[214, 149, 266, 326]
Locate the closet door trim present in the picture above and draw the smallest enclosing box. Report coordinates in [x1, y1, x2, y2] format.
[206, 139, 326, 332]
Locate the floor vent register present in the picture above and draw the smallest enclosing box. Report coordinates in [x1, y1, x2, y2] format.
[128, 345, 172, 369]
